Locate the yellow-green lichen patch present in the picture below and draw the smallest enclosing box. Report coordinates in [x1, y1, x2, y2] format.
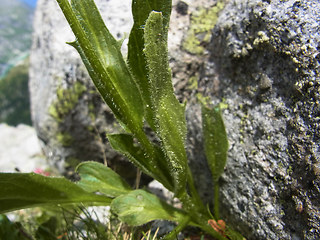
[182, 1, 225, 55]
[88, 102, 96, 122]
[196, 92, 211, 105]
[56, 132, 74, 146]
[219, 101, 228, 110]
[49, 82, 87, 122]
[187, 75, 199, 90]
[253, 31, 270, 46]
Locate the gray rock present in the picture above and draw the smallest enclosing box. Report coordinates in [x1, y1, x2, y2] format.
[29, 0, 319, 239]
[0, 124, 47, 173]
[191, 0, 319, 239]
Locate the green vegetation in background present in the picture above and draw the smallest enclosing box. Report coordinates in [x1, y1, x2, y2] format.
[0, 206, 160, 240]
[0, 60, 31, 126]
[0, 214, 31, 240]
[0, 0, 34, 78]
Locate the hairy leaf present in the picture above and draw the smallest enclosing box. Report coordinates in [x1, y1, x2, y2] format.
[107, 134, 173, 190]
[111, 189, 186, 226]
[56, 0, 144, 134]
[202, 104, 229, 182]
[0, 173, 111, 214]
[76, 161, 131, 198]
[128, 0, 172, 129]
[143, 11, 187, 197]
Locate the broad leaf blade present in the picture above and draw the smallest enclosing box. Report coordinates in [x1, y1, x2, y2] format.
[0, 173, 111, 214]
[128, 0, 172, 129]
[202, 103, 229, 182]
[76, 161, 131, 198]
[143, 11, 187, 197]
[56, 0, 144, 134]
[107, 134, 173, 191]
[111, 189, 186, 226]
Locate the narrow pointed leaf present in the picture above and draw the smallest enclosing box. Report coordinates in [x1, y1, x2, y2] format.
[143, 11, 187, 197]
[111, 189, 186, 226]
[202, 104, 229, 182]
[0, 173, 111, 214]
[76, 161, 131, 198]
[56, 0, 144, 134]
[128, 0, 172, 129]
[107, 133, 154, 177]
[107, 134, 173, 191]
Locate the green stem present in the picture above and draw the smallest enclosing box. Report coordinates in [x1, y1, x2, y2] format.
[182, 202, 226, 240]
[178, 189, 226, 240]
[162, 216, 190, 240]
[214, 181, 220, 220]
[186, 167, 206, 213]
[134, 128, 174, 191]
[199, 222, 227, 240]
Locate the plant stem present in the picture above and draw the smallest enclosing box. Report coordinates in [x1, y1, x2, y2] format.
[186, 167, 205, 212]
[134, 128, 173, 191]
[162, 216, 190, 240]
[214, 181, 220, 220]
[198, 222, 227, 240]
[179, 190, 227, 240]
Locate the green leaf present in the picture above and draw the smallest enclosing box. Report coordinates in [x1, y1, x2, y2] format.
[111, 189, 186, 226]
[0, 173, 111, 214]
[201, 103, 229, 182]
[143, 11, 188, 197]
[35, 217, 58, 240]
[128, 0, 172, 129]
[107, 134, 173, 191]
[76, 161, 131, 198]
[0, 215, 31, 240]
[107, 134, 153, 176]
[56, 0, 144, 134]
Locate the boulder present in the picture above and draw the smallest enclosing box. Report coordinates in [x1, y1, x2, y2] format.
[0, 124, 47, 173]
[198, 0, 319, 239]
[29, 0, 319, 239]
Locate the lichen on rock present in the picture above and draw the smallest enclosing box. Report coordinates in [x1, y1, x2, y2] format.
[49, 81, 86, 122]
[197, 0, 320, 239]
[182, 1, 225, 55]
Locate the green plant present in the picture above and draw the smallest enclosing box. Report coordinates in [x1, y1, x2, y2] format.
[0, 60, 32, 126]
[0, 206, 154, 240]
[0, 214, 32, 240]
[0, 0, 244, 239]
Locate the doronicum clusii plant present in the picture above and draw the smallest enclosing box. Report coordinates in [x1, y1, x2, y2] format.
[0, 0, 245, 239]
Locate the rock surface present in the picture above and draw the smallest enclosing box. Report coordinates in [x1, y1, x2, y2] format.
[29, 0, 319, 239]
[199, 0, 319, 239]
[0, 124, 47, 172]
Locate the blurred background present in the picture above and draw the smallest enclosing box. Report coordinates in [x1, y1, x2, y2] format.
[0, 0, 45, 175]
[0, 0, 37, 126]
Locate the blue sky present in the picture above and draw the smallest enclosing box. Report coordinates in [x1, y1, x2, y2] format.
[21, 0, 37, 8]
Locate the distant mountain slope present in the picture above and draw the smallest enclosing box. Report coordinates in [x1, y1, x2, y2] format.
[0, 0, 34, 78]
